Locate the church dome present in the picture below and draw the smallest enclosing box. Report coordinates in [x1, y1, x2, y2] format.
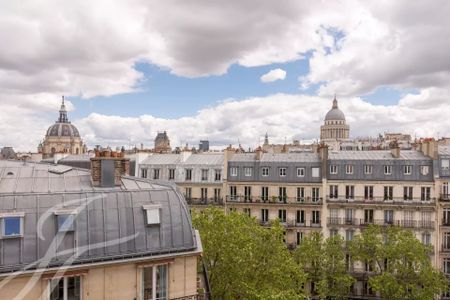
[324, 98, 346, 121]
[46, 123, 80, 137]
[45, 96, 81, 138]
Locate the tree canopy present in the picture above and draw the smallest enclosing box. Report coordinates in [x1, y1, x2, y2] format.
[349, 225, 448, 300]
[192, 207, 306, 299]
[193, 208, 448, 300]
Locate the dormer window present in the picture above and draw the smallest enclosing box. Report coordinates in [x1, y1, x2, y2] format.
[57, 214, 75, 232]
[143, 205, 161, 226]
[1, 213, 24, 238]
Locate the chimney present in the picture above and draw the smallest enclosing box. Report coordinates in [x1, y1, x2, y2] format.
[390, 140, 400, 158]
[90, 150, 129, 187]
[255, 146, 263, 160]
[421, 138, 438, 159]
[317, 143, 328, 179]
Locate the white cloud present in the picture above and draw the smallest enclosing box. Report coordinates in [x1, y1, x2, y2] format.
[73, 93, 450, 150]
[260, 69, 287, 83]
[0, 1, 449, 150]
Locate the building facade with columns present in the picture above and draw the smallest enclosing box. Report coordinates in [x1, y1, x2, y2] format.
[320, 97, 350, 150]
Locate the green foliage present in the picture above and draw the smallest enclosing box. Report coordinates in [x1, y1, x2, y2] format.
[193, 209, 448, 300]
[192, 207, 306, 300]
[295, 232, 355, 299]
[349, 225, 448, 300]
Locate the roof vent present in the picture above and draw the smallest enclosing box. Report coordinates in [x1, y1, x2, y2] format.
[49, 165, 73, 174]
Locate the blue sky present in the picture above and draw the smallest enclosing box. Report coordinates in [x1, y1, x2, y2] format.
[68, 59, 404, 120]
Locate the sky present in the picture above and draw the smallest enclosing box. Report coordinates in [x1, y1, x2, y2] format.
[0, 0, 449, 151]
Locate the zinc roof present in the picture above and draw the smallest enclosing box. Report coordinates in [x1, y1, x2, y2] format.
[328, 150, 430, 160]
[141, 154, 181, 165]
[439, 145, 450, 156]
[183, 153, 223, 165]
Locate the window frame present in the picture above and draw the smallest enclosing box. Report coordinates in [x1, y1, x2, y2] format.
[403, 165, 412, 175]
[261, 167, 269, 177]
[230, 167, 238, 177]
[1, 213, 24, 238]
[279, 167, 287, 177]
[364, 165, 373, 175]
[143, 205, 162, 226]
[345, 165, 354, 175]
[244, 167, 252, 177]
[296, 167, 305, 177]
[384, 165, 393, 175]
[330, 165, 338, 175]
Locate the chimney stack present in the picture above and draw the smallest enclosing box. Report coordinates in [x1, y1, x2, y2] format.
[390, 140, 401, 158]
[91, 150, 129, 187]
[317, 143, 328, 179]
[255, 146, 263, 160]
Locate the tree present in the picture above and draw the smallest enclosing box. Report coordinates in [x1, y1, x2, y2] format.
[294, 232, 355, 299]
[192, 207, 306, 299]
[349, 225, 448, 300]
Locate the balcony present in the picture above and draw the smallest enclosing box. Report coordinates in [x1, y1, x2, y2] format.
[441, 245, 450, 253]
[171, 294, 210, 300]
[441, 194, 450, 201]
[442, 218, 450, 226]
[327, 196, 435, 206]
[326, 218, 435, 229]
[226, 196, 322, 205]
[185, 198, 224, 206]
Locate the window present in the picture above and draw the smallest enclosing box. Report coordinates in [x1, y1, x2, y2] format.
[420, 165, 429, 175]
[229, 186, 237, 201]
[230, 167, 238, 176]
[345, 209, 353, 224]
[364, 209, 374, 224]
[261, 186, 269, 201]
[153, 169, 160, 180]
[403, 210, 414, 228]
[384, 210, 394, 225]
[421, 187, 431, 201]
[403, 165, 412, 175]
[244, 186, 252, 202]
[444, 259, 450, 274]
[278, 187, 287, 202]
[279, 168, 286, 177]
[214, 188, 221, 202]
[444, 233, 450, 250]
[421, 211, 432, 228]
[2, 216, 23, 238]
[49, 276, 82, 300]
[297, 168, 305, 177]
[296, 232, 303, 245]
[185, 188, 192, 200]
[278, 209, 287, 223]
[364, 186, 374, 200]
[311, 167, 320, 178]
[444, 209, 450, 226]
[345, 165, 354, 174]
[168, 168, 175, 180]
[201, 188, 208, 201]
[143, 205, 161, 225]
[330, 165, 338, 174]
[56, 214, 75, 232]
[141, 168, 148, 178]
[243, 208, 251, 217]
[330, 229, 338, 237]
[296, 210, 305, 224]
[345, 230, 354, 241]
[442, 159, 450, 170]
[201, 169, 208, 181]
[296, 187, 305, 202]
[312, 211, 320, 225]
[403, 186, 413, 201]
[185, 169, 192, 181]
[329, 185, 338, 199]
[214, 169, 222, 181]
[329, 208, 339, 225]
[142, 265, 168, 300]
[261, 209, 269, 223]
[384, 186, 393, 200]
[244, 167, 252, 177]
[262, 167, 269, 176]
[312, 187, 320, 202]
[364, 165, 372, 175]
[345, 185, 354, 200]
[384, 165, 392, 175]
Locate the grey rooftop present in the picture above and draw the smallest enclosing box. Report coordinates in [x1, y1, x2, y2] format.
[0, 160, 197, 274]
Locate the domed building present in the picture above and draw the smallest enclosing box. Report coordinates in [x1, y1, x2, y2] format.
[320, 97, 350, 145]
[39, 96, 86, 159]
